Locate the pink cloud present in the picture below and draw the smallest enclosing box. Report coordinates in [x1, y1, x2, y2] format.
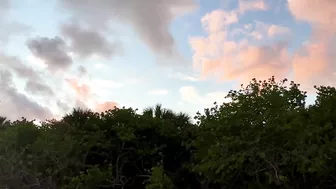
[292, 39, 336, 89]
[192, 41, 291, 84]
[267, 25, 291, 37]
[250, 31, 263, 40]
[189, 0, 336, 89]
[65, 77, 118, 112]
[189, 6, 291, 85]
[288, 0, 336, 87]
[288, 0, 336, 32]
[66, 78, 91, 102]
[249, 21, 291, 40]
[96, 101, 118, 112]
[239, 0, 268, 13]
[201, 10, 238, 33]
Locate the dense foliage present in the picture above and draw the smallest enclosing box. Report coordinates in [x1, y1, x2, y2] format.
[1, 77, 336, 189]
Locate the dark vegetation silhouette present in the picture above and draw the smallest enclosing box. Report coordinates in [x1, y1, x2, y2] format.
[1, 77, 336, 189]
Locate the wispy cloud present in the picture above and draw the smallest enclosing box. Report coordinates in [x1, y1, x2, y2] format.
[250, 21, 291, 39]
[168, 72, 200, 82]
[65, 76, 119, 112]
[148, 89, 169, 95]
[179, 86, 231, 106]
[90, 79, 125, 89]
[95, 101, 118, 112]
[0, 70, 53, 121]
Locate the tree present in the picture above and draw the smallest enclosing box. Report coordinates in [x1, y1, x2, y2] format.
[193, 77, 308, 188]
[192, 77, 336, 189]
[0, 116, 10, 129]
[1, 77, 336, 189]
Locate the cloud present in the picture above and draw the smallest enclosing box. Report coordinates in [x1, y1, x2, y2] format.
[0, 52, 39, 79]
[61, 22, 120, 58]
[0, 0, 9, 16]
[26, 36, 72, 72]
[288, 0, 336, 87]
[192, 41, 290, 84]
[95, 101, 118, 112]
[65, 76, 119, 112]
[248, 21, 291, 39]
[287, 0, 336, 33]
[65, 77, 96, 110]
[224, 42, 291, 82]
[238, 0, 268, 13]
[168, 72, 200, 82]
[201, 10, 238, 33]
[65, 74, 125, 106]
[0, 21, 32, 45]
[24, 79, 54, 96]
[77, 65, 87, 77]
[179, 86, 230, 106]
[292, 39, 336, 88]
[66, 78, 91, 102]
[0, 70, 53, 121]
[90, 78, 124, 89]
[93, 63, 105, 69]
[0, 51, 54, 104]
[26, 55, 48, 69]
[189, 0, 336, 89]
[267, 24, 291, 37]
[58, 0, 197, 55]
[0, 0, 31, 45]
[189, 5, 291, 84]
[250, 31, 263, 40]
[148, 89, 169, 95]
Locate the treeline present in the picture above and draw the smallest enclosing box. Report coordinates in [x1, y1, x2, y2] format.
[0, 77, 336, 189]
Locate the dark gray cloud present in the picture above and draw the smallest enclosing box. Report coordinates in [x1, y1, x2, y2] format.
[58, 0, 197, 55]
[57, 100, 71, 113]
[57, 99, 87, 114]
[0, 52, 54, 97]
[77, 65, 87, 77]
[0, 0, 31, 45]
[0, 69, 53, 121]
[0, 0, 9, 14]
[25, 79, 54, 96]
[61, 22, 120, 58]
[0, 52, 38, 79]
[26, 36, 72, 72]
[0, 22, 32, 45]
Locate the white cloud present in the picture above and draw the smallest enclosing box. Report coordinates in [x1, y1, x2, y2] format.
[90, 78, 124, 89]
[148, 89, 169, 95]
[93, 63, 105, 69]
[238, 0, 268, 13]
[168, 72, 200, 82]
[246, 21, 291, 40]
[26, 55, 47, 69]
[179, 86, 231, 106]
[267, 25, 291, 37]
[250, 31, 263, 39]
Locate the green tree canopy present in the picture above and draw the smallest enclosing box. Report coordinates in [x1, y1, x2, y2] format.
[0, 77, 336, 189]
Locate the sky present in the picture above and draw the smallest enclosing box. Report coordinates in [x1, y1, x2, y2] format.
[0, 0, 335, 121]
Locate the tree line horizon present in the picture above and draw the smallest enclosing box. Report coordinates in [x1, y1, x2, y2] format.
[0, 76, 336, 189]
